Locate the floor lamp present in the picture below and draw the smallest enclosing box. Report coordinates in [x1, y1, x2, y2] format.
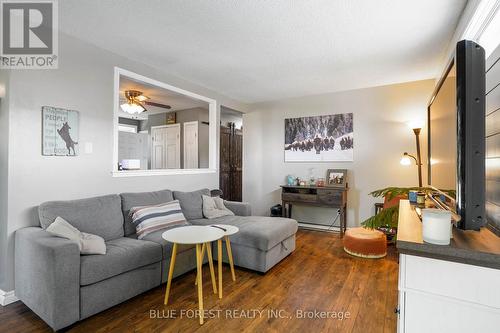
[400, 126, 423, 187]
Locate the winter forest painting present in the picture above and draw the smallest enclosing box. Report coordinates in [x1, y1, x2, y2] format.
[284, 113, 353, 162]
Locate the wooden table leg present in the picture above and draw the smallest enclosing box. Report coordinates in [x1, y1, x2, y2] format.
[196, 243, 204, 325]
[218, 239, 222, 299]
[225, 236, 236, 281]
[206, 242, 217, 294]
[164, 243, 178, 305]
[195, 243, 206, 285]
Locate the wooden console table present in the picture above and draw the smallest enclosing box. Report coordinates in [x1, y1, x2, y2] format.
[280, 185, 348, 237]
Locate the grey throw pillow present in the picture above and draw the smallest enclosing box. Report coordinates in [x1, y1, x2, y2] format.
[173, 189, 210, 220]
[202, 195, 235, 219]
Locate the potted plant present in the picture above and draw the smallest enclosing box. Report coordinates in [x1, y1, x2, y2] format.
[361, 187, 455, 243]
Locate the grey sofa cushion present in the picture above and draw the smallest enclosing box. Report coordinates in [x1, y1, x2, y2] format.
[38, 194, 124, 241]
[120, 189, 174, 236]
[141, 228, 195, 259]
[80, 237, 162, 286]
[173, 189, 210, 220]
[80, 262, 161, 320]
[189, 216, 298, 251]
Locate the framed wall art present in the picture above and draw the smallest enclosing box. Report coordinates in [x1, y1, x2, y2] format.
[42, 106, 80, 156]
[284, 113, 353, 162]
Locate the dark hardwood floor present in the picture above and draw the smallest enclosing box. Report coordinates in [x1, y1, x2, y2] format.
[0, 230, 399, 333]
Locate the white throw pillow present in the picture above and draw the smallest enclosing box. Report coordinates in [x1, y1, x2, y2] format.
[46, 216, 82, 248]
[46, 216, 106, 255]
[202, 195, 234, 219]
[80, 232, 106, 255]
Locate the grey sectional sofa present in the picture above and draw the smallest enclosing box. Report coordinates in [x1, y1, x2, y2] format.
[14, 188, 298, 330]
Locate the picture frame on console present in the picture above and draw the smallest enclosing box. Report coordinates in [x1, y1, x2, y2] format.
[326, 169, 347, 188]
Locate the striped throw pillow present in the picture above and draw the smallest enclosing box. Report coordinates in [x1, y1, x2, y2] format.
[129, 200, 188, 239]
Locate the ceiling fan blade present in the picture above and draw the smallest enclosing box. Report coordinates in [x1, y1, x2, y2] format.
[144, 101, 171, 109]
[137, 102, 147, 113]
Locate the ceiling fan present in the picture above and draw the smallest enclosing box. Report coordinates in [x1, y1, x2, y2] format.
[120, 90, 172, 114]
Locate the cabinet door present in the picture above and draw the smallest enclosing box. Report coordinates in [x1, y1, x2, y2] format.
[165, 124, 180, 169]
[151, 126, 167, 169]
[183, 121, 199, 169]
[404, 291, 500, 333]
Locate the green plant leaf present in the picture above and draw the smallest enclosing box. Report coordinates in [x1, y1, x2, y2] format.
[362, 186, 455, 230]
[361, 205, 399, 229]
[369, 187, 455, 201]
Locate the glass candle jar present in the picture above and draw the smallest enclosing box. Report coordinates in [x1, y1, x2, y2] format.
[408, 190, 418, 203]
[422, 208, 452, 245]
[416, 191, 426, 206]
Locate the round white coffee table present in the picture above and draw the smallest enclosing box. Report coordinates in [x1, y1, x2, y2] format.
[210, 224, 239, 299]
[162, 226, 224, 325]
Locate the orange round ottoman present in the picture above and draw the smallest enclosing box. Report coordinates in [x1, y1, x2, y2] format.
[343, 227, 387, 258]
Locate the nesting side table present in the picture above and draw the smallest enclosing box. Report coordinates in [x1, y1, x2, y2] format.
[211, 224, 239, 298]
[162, 226, 224, 325]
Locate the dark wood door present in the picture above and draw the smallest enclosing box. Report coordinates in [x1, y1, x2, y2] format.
[220, 124, 242, 201]
[230, 129, 242, 201]
[220, 126, 232, 200]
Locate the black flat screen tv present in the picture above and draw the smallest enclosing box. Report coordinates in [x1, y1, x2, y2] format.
[428, 40, 485, 231]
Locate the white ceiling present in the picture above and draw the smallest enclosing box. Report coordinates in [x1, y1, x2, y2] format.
[118, 76, 208, 120]
[60, 0, 467, 103]
[120, 76, 209, 112]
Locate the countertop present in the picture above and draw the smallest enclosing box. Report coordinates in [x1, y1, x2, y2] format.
[396, 200, 500, 269]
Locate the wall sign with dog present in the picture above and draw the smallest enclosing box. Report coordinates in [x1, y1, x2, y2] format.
[42, 106, 79, 156]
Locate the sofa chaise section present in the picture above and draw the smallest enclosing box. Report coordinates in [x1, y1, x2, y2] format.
[189, 200, 298, 273]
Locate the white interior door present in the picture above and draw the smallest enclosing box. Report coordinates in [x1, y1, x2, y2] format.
[165, 124, 180, 169]
[184, 121, 199, 169]
[151, 126, 167, 169]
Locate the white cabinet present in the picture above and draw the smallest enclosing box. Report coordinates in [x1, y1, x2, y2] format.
[398, 254, 500, 333]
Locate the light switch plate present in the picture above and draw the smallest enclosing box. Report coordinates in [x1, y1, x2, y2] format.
[84, 142, 93, 154]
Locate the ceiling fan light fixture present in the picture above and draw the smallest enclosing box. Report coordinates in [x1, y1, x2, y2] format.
[120, 102, 145, 114]
[135, 95, 149, 102]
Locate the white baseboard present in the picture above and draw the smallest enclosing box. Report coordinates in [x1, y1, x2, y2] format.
[298, 223, 345, 232]
[0, 289, 19, 306]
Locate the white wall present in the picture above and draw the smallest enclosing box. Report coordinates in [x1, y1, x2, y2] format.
[221, 107, 243, 130]
[243, 80, 434, 225]
[0, 33, 248, 292]
[0, 70, 10, 290]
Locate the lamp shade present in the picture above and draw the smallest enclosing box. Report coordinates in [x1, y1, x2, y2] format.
[120, 102, 145, 114]
[400, 155, 411, 166]
[407, 119, 424, 130]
